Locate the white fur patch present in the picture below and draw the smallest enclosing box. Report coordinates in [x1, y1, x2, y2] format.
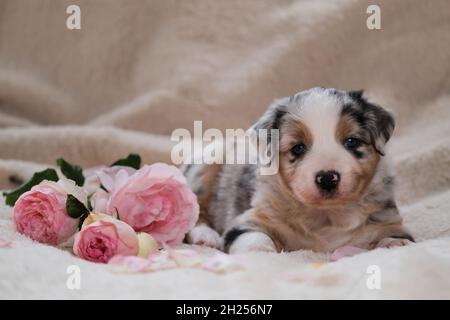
[186, 224, 222, 249]
[297, 91, 341, 148]
[228, 232, 277, 254]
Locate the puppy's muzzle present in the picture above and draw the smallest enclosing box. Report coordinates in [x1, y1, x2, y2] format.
[315, 170, 340, 194]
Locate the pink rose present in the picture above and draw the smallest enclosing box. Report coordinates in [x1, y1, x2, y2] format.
[93, 163, 199, 245]
[13, 178, 87, 245]
[73, 213, 139, 263]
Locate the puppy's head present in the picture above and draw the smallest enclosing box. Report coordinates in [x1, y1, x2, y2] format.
[249, 87, 395, 207]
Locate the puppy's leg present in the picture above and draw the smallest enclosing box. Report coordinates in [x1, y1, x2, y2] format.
[222, 209, 281, 254]
[187, 224, 222, 249]
[353, 206, 415, 250]
[376, 236, 413, 249]
[369, 222, 414, 249]
[184, 164, 223, 249]
[226, 229, 277, 254]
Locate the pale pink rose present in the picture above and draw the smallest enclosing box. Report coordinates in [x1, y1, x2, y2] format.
[93, 163, 199, 245]
[13, 178, 87, 246]
[73, 213, 139, 263]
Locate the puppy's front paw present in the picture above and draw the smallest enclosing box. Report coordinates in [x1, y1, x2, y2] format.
[228, 232, 277, 254]
[376, 237, 413, 249]
[186, 224, 222, 249]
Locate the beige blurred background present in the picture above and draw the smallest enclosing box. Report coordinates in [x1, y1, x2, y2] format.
[0, 1, 449, 147]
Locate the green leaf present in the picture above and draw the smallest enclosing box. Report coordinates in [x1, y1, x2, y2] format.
[3, 169, 59, 207]
[78, 213, 88, 230]
[56, 158, 85, 186]
[111, 153, 141, 169]
[66, 194, 89, 219]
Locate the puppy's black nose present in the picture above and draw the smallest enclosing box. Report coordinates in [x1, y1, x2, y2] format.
[315, 170, 340, 192]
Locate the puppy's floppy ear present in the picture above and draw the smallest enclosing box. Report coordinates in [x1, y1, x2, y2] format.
[348, 90, 395, 156]
[246, 97, 289, 139]
[348, 90, 364, 100]
[246, 98, 288, 164]
[373, 105, 395, 154]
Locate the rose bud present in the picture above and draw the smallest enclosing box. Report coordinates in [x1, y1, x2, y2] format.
[137, 232, 159, 257]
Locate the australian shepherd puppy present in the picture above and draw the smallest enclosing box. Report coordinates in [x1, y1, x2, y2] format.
[183, 87, 414, 254]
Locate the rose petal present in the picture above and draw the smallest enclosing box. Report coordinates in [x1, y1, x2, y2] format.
[0, 238, 12, 248]
[201, 253, 243, 274]
[108, 255, 153, 273]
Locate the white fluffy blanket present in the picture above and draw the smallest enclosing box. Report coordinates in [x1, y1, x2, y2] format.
[1, 0, 450, 299]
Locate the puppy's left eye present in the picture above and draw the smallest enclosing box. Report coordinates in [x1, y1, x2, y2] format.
[290, 143, 307, 157]
[343, 137, 362, 150]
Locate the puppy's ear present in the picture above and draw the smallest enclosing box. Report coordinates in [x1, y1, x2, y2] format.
[348, 90, 364, 100]
[246, 98, 288, 165]
[348, 91, 395, 156]
[246, 97, 289, 139]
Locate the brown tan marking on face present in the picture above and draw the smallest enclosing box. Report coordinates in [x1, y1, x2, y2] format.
[279, 117, 313, 153]
[278, 116, 313, 188]
[354, 148, 380, 194]
[335, 115, 357, 142]
[335, 115, 381, 198]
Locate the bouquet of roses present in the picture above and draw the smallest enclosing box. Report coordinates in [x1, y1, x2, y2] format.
[3, 154, 199, 264]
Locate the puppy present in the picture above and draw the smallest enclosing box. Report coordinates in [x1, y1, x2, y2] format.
[184, 87, 414, 254]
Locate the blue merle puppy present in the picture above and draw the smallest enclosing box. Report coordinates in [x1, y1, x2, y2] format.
[183, 87, 414, 254]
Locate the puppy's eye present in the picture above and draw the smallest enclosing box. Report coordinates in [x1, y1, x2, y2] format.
[343, 137, 362, 150]
[290, 143, 307, 157]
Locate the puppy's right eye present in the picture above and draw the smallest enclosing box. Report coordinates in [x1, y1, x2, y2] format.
[343, 137, 362, 150]
[290, 143, 307, 157]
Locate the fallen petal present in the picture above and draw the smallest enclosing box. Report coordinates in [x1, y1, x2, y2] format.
[162, 243, 204, 267]
[0, 238, 12, 248]
[108, 255, 153, 273]
[202, 253, 243, 274]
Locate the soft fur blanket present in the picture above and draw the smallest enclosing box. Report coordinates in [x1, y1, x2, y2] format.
[1, 0, 450, 299]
